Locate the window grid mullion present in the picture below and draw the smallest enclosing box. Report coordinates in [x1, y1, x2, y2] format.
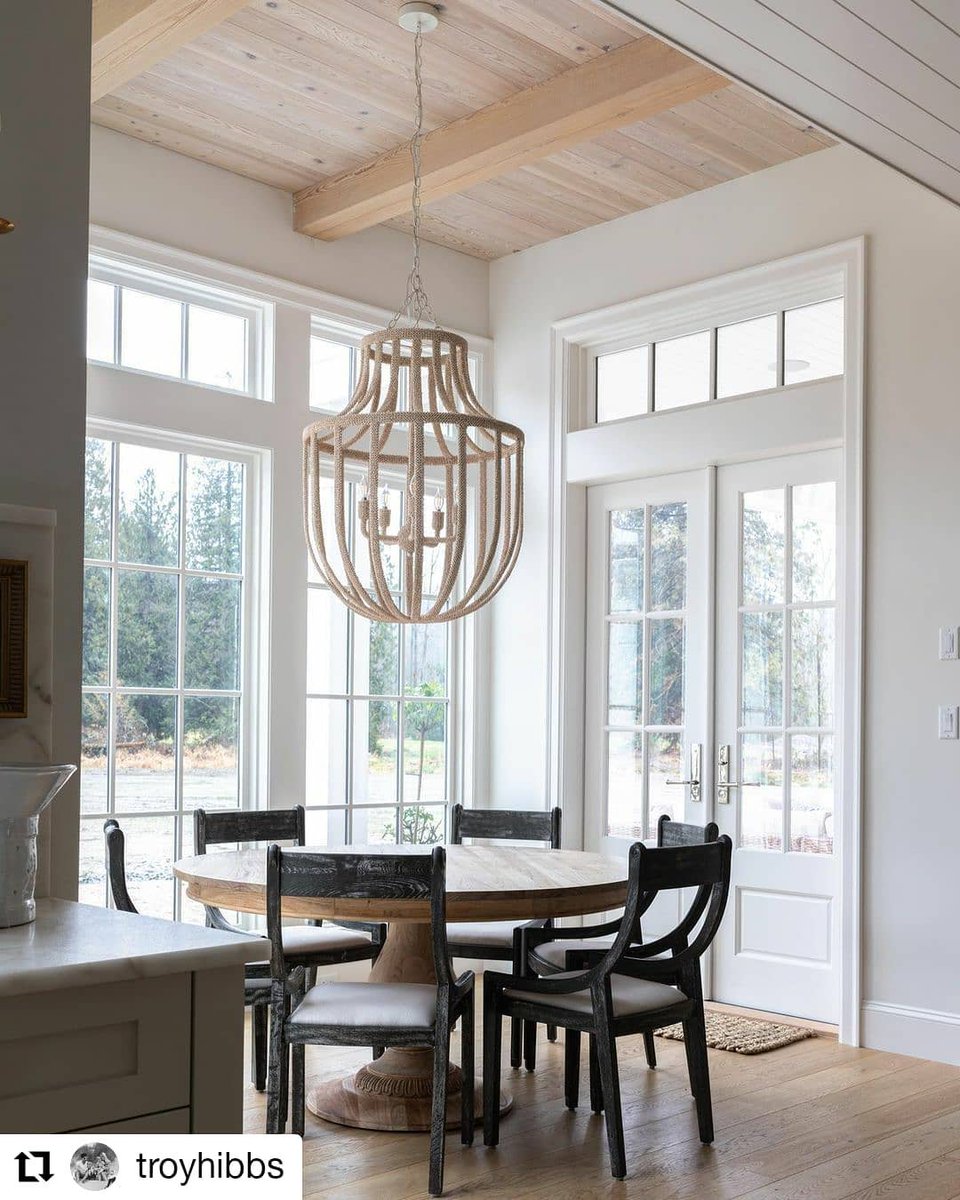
[642, 503, 652, 838]
[783, 485, 794, 854]
[173, 452, 188, 919]
[107, 440, 121, 826]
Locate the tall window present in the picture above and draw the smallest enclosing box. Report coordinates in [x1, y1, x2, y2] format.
[80, 433, 251, 919]
[305, 479, 453, 847]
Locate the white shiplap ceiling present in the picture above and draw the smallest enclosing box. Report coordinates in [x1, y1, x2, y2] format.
[602, 0, 960, 206]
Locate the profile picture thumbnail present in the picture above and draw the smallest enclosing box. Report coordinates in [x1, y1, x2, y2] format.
[70, 1143, 119, 1191]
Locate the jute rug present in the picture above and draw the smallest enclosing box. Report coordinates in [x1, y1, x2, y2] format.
[655, 1013, 816, 1055]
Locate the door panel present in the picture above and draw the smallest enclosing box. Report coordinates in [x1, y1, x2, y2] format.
[585, 471, 710, 946]
[713, 450, 841, 1021]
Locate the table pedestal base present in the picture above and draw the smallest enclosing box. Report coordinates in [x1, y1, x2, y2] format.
[305, 921, 512, 1132]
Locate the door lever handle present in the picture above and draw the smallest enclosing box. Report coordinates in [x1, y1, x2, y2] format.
[665, 744, 701, 801]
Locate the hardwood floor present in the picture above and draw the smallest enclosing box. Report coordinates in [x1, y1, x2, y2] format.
[243, 1004, 960, 1199]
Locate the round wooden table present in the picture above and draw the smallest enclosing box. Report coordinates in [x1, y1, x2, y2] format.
[174, 843, 628, 1132]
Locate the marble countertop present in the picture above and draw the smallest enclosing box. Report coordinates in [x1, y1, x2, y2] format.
[0, 899, 265, 998]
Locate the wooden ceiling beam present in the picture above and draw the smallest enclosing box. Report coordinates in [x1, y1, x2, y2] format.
[294, 36, 729, 241]
[92, 0, 249, 101]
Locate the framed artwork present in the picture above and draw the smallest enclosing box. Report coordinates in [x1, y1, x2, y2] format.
[0, 559, 28, 718]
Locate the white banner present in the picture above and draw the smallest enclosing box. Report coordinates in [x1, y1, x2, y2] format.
[0, 1135, 302, 1198]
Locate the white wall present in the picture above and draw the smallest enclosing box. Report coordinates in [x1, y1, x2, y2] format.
[0, 3, 91, 898]
[89, 126, 490, 339]
[488, 143, 960, 1056]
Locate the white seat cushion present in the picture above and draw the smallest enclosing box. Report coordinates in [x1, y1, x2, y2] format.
[447, 920, 519, 950]
[531, 935, 616, 970]
[289, 982, 437, 1030]
[281, 924, 372, 956]
[505, 971, 686, 1019]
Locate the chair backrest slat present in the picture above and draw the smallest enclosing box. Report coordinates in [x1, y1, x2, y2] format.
[657, 815, 719, 847]
[451, 804, 561, 848]
[104, 819, 139, 915]
[195, 805, 305, 852]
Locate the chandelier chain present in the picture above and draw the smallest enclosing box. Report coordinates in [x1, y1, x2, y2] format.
[391, 26, 439, 330]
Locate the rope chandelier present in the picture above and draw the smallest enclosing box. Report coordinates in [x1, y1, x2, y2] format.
[303, 2, 524, 625]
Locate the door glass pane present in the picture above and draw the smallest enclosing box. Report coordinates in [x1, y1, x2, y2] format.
[87, 280, 116, 363]
[84, 437, 113, 559]
[740, 733, 783, 850]
[790, 734, 834, 854]
[117, 444, 181, 567]
[609, 509, 644, 613]
[306, 698, 347, 806]
[792, 482, 836, 602]
[183, 696, 239, 810]
[82, 566, 111, 686]
[115, 694, 176, 811]
[185, 456, 243, 573]
[784, 298, 843, 384]
[116, 569, 178, 687]
[608, 621, 642, 725]
[742, 612, 784, 725]
[120, 288, 183, 378]
[654, 330, 710, 410]
[650, 502, 686, 610]
[716, 314, 778, 398]
[596, 345, 649, 423]
[402, 700, 446, 803]
[184, 577, 241, 690]
[649, 617, 684, 726]
[81, 693, 109, 815]
[354, 699, 398, 806]
[742, 489, 784, 604]
[606, 731, 643, 839]
[187, 304, 247, 391]
[648, 731, 682, 829]
[791, 608, 835, 727]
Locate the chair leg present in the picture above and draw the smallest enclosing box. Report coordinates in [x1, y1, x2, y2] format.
[510, 1015, 522, 1070]
[643, 1030, 657, 1069]
[683, 1007, 714, 1143]
[594, 1002, 626, 1180]
[588, 1034, 603, 1113]
[460, 991, 475, 1145]
[266, 993, 287, 1135]
[523, 1014, 537, 1072]
[547, 1023, 558, 1042]
[564, 1029, 580, 1109]
[429, 1015, 451, 1197]
[252, 1002, 268, 1092]
[291, 1043, 305, 1137]
[482, 977, 503, 1147]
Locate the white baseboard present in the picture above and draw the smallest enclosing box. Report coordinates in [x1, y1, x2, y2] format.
[861, 1001, 960, 1066]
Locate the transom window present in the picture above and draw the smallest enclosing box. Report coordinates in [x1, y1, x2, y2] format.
[595, 297, 843, 424]
[80, 432, 255, 920]
[87, 256, 272, 399]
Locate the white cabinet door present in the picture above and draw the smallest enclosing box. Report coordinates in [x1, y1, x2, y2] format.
[712, 451, 841, 1021]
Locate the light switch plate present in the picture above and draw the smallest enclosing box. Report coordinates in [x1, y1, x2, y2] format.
[940, 627, 959, 660]
[938, 705, 958, 739]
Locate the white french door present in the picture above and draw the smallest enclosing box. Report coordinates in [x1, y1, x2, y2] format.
[584, 451, 841, 1022]
[713, 451, 840, 1021]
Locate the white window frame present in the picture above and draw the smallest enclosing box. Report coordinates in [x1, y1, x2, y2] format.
[88, 251, 275, 402]
[547, 239, 865, 1045]
[82, 416, 270, 918]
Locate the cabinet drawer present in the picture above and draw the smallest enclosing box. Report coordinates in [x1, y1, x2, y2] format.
[0, 973, 191, 1133]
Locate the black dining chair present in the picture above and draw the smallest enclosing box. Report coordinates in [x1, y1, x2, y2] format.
[265, 845, 474, 1197]
[526, 815, 719, 1072]
[103, 817, 273, 1091]
[482, 836, 733, 1181]
[446, 803, 562, 1069]
[193, 806, 386, 1086]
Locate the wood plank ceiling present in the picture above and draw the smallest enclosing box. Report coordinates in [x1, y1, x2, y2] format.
[91, 0, 835, 259]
